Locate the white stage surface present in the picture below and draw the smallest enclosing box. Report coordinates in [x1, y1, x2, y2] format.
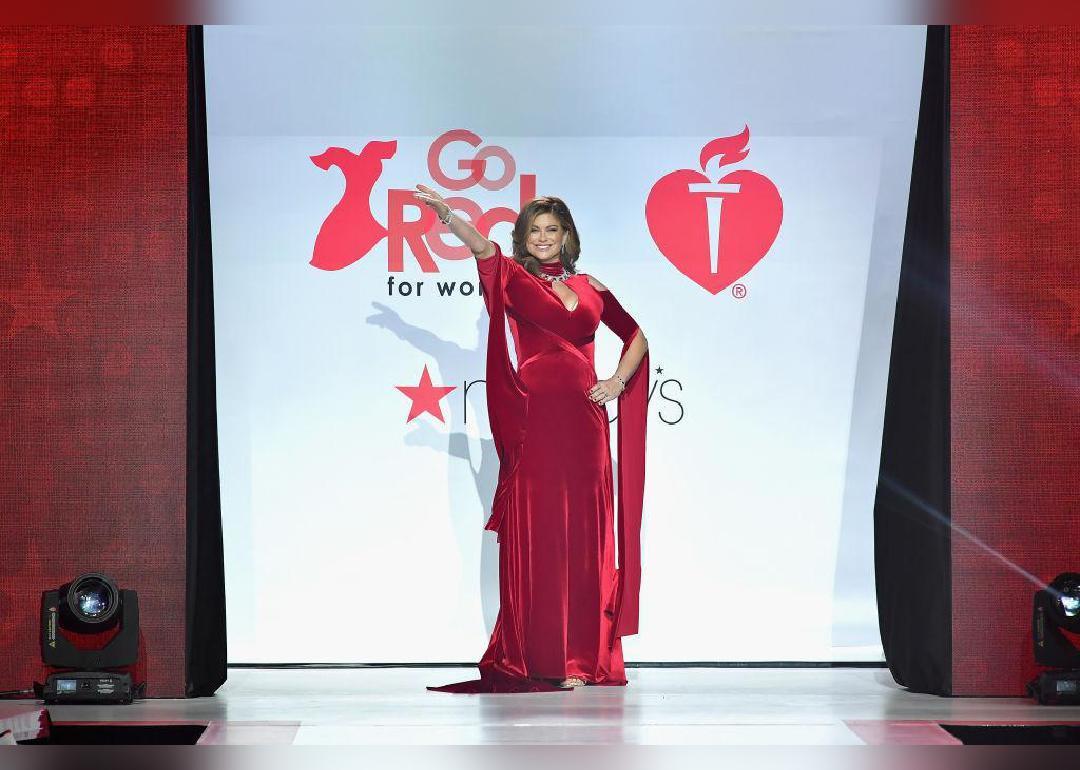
[11, 667, 1080, 747]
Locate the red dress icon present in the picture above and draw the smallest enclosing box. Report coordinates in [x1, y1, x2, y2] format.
[429, 242, 649, 693]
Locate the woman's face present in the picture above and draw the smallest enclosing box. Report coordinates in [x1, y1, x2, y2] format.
[525, 212, 566, 262]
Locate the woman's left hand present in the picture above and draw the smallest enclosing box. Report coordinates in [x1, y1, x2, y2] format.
[587, 377, 624, 405]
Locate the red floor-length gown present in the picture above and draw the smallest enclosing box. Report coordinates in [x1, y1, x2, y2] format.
[429, 242, 649, 693]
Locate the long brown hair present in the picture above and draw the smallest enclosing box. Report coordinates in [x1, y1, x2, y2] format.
[511, 196, 581, 278]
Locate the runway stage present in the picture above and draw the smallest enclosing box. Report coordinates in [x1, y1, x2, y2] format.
[7, 666, 1079, 746]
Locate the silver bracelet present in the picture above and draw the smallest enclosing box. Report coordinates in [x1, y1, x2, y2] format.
[613, 373, 626, 388]
[439, 208, 453, 226]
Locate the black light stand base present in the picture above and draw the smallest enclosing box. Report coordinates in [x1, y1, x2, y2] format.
[42, 671, 134, 705]
[1027, 670, 1080, 705]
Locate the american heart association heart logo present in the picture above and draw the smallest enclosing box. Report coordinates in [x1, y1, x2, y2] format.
[645, 126, 782, 294]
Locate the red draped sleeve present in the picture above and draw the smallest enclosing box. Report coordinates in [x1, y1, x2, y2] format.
[475, 243, 527, 539]
[599, 289, 640, 345]
[599, 286, 649, 642]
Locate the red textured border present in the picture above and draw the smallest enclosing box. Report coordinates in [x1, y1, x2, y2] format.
[0, 27, 188, 697]
[951, 26, 1080, 695]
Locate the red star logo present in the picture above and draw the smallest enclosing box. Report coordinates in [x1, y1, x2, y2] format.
[395, 364, 456, 423]
[1, 265, 76, 339]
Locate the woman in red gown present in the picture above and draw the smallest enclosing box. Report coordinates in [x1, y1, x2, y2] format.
[415, 187, 650, 693]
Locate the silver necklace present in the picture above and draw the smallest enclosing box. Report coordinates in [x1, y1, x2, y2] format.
[538, 262, 574, 283]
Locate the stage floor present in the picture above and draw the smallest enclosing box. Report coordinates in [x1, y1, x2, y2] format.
[11, 666, 1080, 746]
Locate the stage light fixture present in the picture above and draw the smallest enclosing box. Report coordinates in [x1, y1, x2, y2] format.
[68, 572, 120, 625]
[39, 573, 140, 704]
[1055, 578, 1080, 618]
[1029, 572, 1080, 705]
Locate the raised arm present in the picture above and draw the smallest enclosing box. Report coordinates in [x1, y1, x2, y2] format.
[414, 184, 495, 259]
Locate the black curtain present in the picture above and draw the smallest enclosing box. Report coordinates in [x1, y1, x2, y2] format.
[184, 25, 227, 697]
[873, 25, 951, 696]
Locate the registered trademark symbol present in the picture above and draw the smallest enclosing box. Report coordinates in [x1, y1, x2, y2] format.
[732, 283, 747, 299]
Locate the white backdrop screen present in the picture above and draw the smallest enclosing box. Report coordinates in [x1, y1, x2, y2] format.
[205, 24, 927, 662]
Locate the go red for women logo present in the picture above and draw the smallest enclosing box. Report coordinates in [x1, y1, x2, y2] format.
[645, 126, 783, 294]
[309, 130, 536, 273]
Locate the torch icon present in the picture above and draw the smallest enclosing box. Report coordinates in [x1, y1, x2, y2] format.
[645, 125, 783, 295]
[687, 181, 741, 276]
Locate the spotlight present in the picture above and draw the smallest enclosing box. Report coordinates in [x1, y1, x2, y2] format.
[1029, 573, 1080, 704]
[39, 573, 140, 704]
[1054, 577, 1080, 618]
[67, 572, 120, 625]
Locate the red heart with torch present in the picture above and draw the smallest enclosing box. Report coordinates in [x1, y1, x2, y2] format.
[645, 126, 783, 294]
